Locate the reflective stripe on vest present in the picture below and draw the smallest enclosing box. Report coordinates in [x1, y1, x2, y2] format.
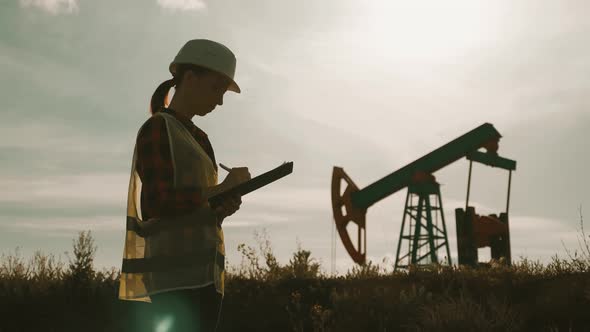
[121, 249, 225, 273]
[124, 216, 225, 273]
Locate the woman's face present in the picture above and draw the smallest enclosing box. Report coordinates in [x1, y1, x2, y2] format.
[182, 70, 230, 116]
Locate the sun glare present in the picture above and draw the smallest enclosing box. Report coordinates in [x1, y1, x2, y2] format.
[361, 1, 500, 61]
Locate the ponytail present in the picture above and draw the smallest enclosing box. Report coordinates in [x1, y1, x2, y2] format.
[150, 78, 176, 114]
[149, 64, 215, 114]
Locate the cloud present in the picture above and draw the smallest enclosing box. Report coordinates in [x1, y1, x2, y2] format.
[0, 173, 128, 206]
[156, 0, 206, 11]
[2, 215, 121, 234]
[19, 0, 79, 14]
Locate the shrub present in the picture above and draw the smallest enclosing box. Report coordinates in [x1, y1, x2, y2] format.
[65, 230, 98, 284]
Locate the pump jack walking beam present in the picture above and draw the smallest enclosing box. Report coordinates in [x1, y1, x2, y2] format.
[332, 123, 510, 265]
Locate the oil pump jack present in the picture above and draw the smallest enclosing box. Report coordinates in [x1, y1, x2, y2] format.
[331, 123, 516, 270]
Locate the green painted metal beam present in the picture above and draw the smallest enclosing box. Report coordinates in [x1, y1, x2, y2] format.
[466, 151, 517, 171]
[351, 123, 502, 209]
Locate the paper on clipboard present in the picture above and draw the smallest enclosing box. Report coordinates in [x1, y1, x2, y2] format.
[208, 161, 294, 208]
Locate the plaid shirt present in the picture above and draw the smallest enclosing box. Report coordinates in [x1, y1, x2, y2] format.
[136, 108, 218, 220]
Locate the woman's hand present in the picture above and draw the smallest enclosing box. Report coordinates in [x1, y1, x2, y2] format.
[214, 193, 242, 226]
[204, 167, 250, 200]
[213, 167, 249, 225]
[222, 167, 251, 189]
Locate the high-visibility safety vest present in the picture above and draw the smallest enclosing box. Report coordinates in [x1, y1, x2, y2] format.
[118, 112, 224, 303]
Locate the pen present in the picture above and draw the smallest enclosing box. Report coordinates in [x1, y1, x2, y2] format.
[219, 163, 232, 172]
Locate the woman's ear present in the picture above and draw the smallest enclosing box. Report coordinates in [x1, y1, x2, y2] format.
[182, 70, 194, 84]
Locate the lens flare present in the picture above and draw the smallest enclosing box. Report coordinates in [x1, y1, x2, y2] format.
[155, 315, 175, 332]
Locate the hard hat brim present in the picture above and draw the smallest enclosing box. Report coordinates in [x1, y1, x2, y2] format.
[169, 63, 241, 94]
[227, 80, 241, 94]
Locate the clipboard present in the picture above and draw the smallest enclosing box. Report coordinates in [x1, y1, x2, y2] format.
[209, 161, 294, 208]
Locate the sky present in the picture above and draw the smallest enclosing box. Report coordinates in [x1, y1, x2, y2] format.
[1, 0, 589, 275]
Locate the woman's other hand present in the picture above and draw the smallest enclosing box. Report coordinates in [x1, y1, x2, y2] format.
[214, 193, 242, 226]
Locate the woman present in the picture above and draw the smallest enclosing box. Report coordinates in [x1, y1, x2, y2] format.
[119, 39, 250, 332]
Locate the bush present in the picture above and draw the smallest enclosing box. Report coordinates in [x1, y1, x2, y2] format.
[65, 230, 97, 284]
[232, 229, 322, 281]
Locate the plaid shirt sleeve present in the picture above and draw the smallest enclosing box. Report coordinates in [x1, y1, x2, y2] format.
[136, 115, 206, 220]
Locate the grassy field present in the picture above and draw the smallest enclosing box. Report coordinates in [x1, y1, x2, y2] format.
[1, 228, 589, 332]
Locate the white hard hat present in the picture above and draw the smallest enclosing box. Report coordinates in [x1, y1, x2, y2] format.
[169, 39, 241, 93]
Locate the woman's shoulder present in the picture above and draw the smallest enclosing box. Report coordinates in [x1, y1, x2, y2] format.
[136, 112, 169, 142]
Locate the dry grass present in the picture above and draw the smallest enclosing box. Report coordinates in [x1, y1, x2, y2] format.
[1, 217, 590, 331]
